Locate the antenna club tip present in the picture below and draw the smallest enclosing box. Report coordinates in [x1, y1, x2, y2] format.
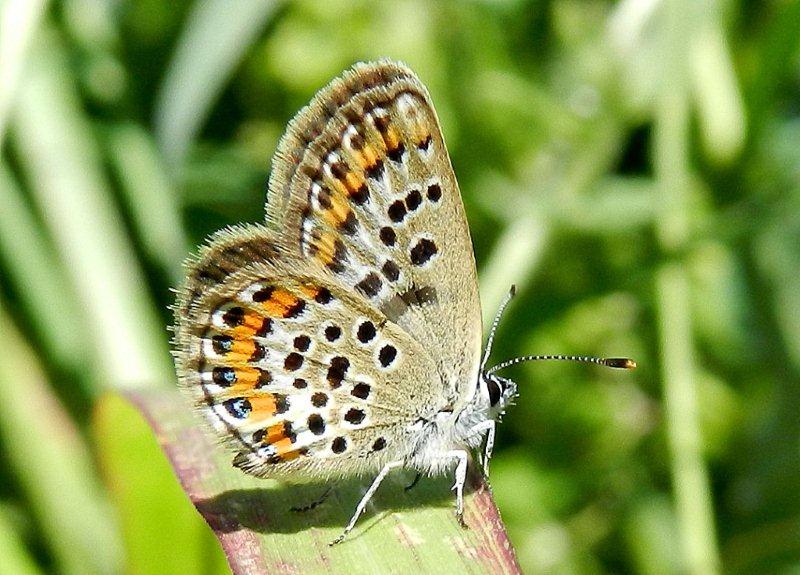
[603, 357, 637, 369]
[509, 284, 517, 296]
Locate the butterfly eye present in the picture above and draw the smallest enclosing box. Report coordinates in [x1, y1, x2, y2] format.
[486, 376, 502, 407]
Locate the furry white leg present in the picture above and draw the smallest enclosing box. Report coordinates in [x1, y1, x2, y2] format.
[446, 449, 469, 527]
[329, 460, 404, 546]
[469, 420, 496, 478]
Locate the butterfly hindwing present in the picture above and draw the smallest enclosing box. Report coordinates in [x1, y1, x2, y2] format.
[267, 60, 483, 409]
[174, 225, 442, 480]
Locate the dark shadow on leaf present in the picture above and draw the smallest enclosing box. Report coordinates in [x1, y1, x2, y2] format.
[194, 470, 479, 535]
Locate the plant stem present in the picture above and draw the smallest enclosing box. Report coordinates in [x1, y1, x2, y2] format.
[654, 1, 721, 573]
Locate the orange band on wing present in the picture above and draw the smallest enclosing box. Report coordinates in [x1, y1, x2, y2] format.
[383, 126, 401, 152]
[233, 312, 266, 336]
[266, 423, 286, 443]
[270, 289, 296, 307]
[357, 145, 379, 169]
[313, 232, 336, 265]
[228, 366, 270, 391]
[246, 394, 286, 420]
[226, 339, 256, 361]
[258, 289, 306, 319]
[300, 285, 320, 299]
[327, 191, 349, 220]
[343, 171, 363, 194]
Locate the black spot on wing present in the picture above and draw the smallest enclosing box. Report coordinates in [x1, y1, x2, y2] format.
[426, 183, 442, 202]
[293, 335, 311, 351]
[213, 366, 236, 386]
[308, 413, 326, 435]
[379, 226, 396, 246]
[351, 182, 369, 205]
[344, 408, 366, 425]
[417, 135, 432, 151]
[381, 260, 400, 282]
[212, 335, 233, 354]
[222, 307, 245, 327]
[366, 159, 384, 180]
[314, 287, 333, 304]
[324, 325, 342, 342]
[378, 345, 397, 368]
[223, 398, 251, 419]
[327, 356, 350, 388]
[311, 392, 328, 407]
[327, 240, 348, 274]
[356, 321, 376, 343]
[256, 317, 273, 337]
[388, 201, 406, 223]
[256, 369, 272, 388]
[284, 353, 304, 371]
[331, 437, 347, 453]
[387, 142, 405, 163]
[405, 189, 422, 211]
[250, 342, 266, 362]
[252, 287, 274, 302]
[356, 272, 382, 298]
[410, 238, 438, 266]
[339, 210, 358, 235]
[351, 383, 371, 400]
[380, 285, 438, 322]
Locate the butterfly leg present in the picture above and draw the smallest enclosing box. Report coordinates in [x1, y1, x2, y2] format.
[329, 460, 404, 546]
[291, 486, 333, 512]
[404, 472, 422, 492]
[469, 420, 496, 478]
[446, 449, 469, 528]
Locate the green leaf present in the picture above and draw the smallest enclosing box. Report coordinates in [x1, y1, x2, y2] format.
[0, 508, 45, 575]
[0, 305, 122, 575]
[11, 29, 174, 390]
[125, 389, 521, 574]
[93, 393, 226, 575]
[154, 0, 280, 166]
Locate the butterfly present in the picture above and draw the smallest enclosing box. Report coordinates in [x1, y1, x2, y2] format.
[172, 60, 635, 545]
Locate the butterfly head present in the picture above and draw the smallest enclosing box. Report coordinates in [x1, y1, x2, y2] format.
[479, 371, 517, 416]
[476, 285, 636, 418]
[474, 286, 520, 418]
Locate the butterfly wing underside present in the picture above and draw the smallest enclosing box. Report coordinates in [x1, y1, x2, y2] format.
[266, 61, 483, 410]
[174, 61, 484, 480]
[174, 225, 442, 480]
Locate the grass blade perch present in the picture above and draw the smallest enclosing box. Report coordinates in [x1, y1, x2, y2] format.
[125, 389, 521, 574]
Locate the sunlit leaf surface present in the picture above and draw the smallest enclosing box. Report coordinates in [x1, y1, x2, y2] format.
[124, 390, 521, 574]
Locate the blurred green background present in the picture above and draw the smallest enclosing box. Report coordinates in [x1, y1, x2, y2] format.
[1, 0, 799, 573]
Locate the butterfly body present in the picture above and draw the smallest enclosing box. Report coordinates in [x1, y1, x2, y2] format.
[174, 60, 519, 542]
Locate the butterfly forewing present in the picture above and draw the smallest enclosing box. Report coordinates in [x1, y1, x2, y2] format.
[174, 225, 442, 480]
[267, 61, 483, 409]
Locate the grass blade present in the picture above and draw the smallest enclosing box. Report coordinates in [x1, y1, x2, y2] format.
[105, 123, 188, 284]
[0, 0, 47, 149]
[11, 30, 173, 389]
[0, 508, 45, 575]
[126, 389, 521, 575]
[154, 0, 280, 166]
[93, 393, 226, 575]
[0, 304, 122, 575]
[0, 163, 87, 371]
[654, 1, 721, 572]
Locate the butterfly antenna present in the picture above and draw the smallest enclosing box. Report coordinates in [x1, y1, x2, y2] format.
[481, 285, 517, 371]
[488, 354, 637, 375]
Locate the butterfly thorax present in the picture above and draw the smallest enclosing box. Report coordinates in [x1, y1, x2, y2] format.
[407, 370, 517, 476]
